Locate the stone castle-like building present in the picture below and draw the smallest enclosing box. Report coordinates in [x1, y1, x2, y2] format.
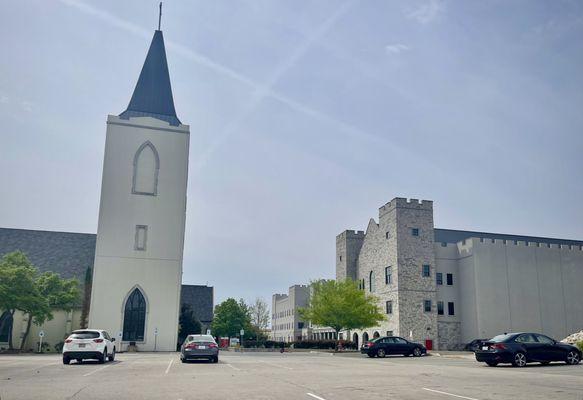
[337, 197, 583, 350]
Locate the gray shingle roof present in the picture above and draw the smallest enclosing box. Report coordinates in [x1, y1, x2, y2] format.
[0, 228, 96, 283]
[180, 285, 214, 324]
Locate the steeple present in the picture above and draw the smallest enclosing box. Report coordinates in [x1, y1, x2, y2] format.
[119, 29, 181, 126]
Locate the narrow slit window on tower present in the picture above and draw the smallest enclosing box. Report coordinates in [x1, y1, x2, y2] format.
[422, 264, 431, 277]
[385, 266, 392, 284]
[135, 225, 148, 251]
[412, 228, 420, 236]
[424, 300, 432, 312]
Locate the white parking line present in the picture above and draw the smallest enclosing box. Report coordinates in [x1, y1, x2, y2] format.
[83, 364, 112, 377]
[225, 363, 241, 371]
[307, 393, 327, 400]
[165, 359, 174, 374]
[422, 388, 480, 400]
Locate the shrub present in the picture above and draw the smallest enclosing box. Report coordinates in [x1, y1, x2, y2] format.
[576, 341, 583, 352]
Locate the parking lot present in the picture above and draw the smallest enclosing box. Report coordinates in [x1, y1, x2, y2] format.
[0, 351, 581, 400]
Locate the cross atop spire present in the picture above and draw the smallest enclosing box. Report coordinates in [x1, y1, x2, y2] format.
[158, 2, 162, 31]
[119, 26, 181, 126]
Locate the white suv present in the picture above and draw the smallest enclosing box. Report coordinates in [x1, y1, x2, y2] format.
[62, 329, 116, 364]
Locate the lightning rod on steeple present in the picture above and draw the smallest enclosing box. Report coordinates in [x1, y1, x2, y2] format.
[158, 2, 162, 31]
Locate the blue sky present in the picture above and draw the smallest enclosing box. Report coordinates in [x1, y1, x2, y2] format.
[1, 0, 582, 306]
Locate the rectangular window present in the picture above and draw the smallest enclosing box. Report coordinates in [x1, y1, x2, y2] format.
[385, 232, 389, 239]
[386, 300, 393, 314]
[436, 272, 443, 285]
[448, 302, 455, 315]
[412, 228, 420, 236]
[424, 300, 432, 312]
[298, 322, 304, 329]
[387, 330, 394, 337]
[447, 273, 453, 286]
[422, 265, 431, 277]
[437, 301, 444, 315]
[339, 255, 342, 261]
[385, 266, 392, 284]
[134, 225, 148, 251]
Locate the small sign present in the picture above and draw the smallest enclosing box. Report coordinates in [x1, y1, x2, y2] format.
[239, 329, 244, 336]
[154, 327, 159, 335]
[206, 329, 211, 335]
[39, 330, 45, 338]
[118, 331, 123, 337]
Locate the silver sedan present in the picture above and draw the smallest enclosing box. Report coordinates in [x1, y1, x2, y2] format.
[180, 335, 219, 363]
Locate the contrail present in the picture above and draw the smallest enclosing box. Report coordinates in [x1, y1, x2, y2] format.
[59, 0, 433, 173]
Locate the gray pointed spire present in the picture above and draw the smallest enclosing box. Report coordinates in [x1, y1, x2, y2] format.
[119, 30, 181, 126]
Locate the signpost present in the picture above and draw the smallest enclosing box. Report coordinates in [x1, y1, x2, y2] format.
[38, 330, 45, 353]
[154, 327, 159, 351]
[240, 329, 244, 349]
[117, 331, 123, 352]
[206, 329, 211, 335]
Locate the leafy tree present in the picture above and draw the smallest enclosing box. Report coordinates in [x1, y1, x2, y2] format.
[178, 304, 202, 344]
[299, 280, 385, 349]
[249, 297, 270, 331]
[0, 251, 80, 350]
[211, 298, 251, 338]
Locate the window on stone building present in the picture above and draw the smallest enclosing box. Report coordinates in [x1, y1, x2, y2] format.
[369, 271, 375, 292]
[387, 330, 394, 337]
[134, 225, 148, 251]
[386, 300, 393, 314]
[436, 272, 443, 285]
[447, 273, 453, 286]
[0, 311, 12, 343]
[298, 322, 304, 329]
[437, 301, 444, 315]
[385, 232, 389, 239]
[448, 302, 455, 316]
[385, 266, 392, 284]
[423, 300, 432, 312]
[339, 255, 342, 261]
[412, 228, 419, 236]
[422, 264, 431, 277]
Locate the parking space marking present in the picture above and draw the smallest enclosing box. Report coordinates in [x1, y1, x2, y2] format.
[422, 388, 480, 400]
[307, 393, 327, 400]
[83, 364, 112, 377]
[165, 358, 174, 374]
[225, 363, 241, 371]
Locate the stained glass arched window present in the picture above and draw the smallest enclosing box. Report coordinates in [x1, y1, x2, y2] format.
[122, 288, 146, 341]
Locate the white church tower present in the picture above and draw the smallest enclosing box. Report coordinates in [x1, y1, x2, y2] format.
[88, 28, 189, 351]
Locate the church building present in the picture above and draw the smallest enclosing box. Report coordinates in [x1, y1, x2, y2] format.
[0, 27, 208, 352]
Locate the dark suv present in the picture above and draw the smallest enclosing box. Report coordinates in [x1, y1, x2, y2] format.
[361, 336, 426, 358]
[475, 332, 581, 367]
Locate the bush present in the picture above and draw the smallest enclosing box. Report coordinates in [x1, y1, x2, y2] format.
[576, 341, 583, 352]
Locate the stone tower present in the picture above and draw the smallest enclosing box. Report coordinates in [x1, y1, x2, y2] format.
[88, 29, 189, 351]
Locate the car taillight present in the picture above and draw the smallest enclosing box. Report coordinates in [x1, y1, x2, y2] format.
[491, 343, 506, 350]
[209, 343, 218, 348]
[185, 343, 197, 349]
[93, 338, 104, 343]
[365, 342, 374, 347]
[65, 339, 73, 343]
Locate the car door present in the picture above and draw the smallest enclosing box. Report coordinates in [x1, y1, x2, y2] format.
[392, 337, 410, 355]
[535, 334, 563, 361]
[515, 333, 545, 361]
[381, 337, 395, 354]
[103, 331, 112, 352]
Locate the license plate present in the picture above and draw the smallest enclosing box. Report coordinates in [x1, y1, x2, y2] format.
[482, 346, 488, 350]
[198, 346, 206, 349]
[79, 343, 86, 348]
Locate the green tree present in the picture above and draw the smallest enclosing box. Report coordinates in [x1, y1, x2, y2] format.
[211, 298, 251, 338]
[0, 251, 80, 351]
[299, 280, 385, 349]
[178, 304, 202, 344]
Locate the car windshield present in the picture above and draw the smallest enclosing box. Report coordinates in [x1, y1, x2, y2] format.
[187, 335, 215, 343]
[70, 331, 100, 339]
[490, 334, 513, 343]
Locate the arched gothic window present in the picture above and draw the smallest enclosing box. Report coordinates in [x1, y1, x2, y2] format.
[132, 141, 160, 195]
[0, 311, 12, 343]
[369, 270, 375, 292]
[122, 288, 147, 341]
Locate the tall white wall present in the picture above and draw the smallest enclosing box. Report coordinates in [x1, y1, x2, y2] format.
[89, 115, 189, 351]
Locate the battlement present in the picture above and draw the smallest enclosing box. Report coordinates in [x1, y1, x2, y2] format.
[461, 237, 583, 251]
[379, 197, 433, 217]
[336, 230, 366, 240]
[273, 293, 288, 301]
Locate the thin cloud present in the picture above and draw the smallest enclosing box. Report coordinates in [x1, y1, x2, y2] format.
[385, 43, 410, 55]
[406, 0, 444, 24]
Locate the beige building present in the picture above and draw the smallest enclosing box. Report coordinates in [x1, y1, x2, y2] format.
[271, 285, 310, 342]
[337, 197, 583, 350]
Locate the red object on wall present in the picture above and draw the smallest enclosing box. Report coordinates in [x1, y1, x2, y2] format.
[425, 339, 433, 350]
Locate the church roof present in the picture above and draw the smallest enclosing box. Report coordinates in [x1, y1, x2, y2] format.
[119, 30, 181, 126]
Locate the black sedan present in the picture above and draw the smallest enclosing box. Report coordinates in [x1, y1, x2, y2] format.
[475, 332, 581, 367]
[361, 336, 426, 358]
[464, 338, 488, 352]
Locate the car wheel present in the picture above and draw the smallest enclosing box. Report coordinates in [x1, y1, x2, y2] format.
[108, 348, 115, 362]
[486, 361, 498, 367]
[99, 349, 106, 364]
[512, 352, 527, 367]
[413, 347, 422, 357]
[213, 356, 219, 363]
[377, 349, 386, 358]
[181, 358, 187, 363]
[62, 356, 70, 365]
[367, 353, 375, 358]
[566, 351, 580, 365]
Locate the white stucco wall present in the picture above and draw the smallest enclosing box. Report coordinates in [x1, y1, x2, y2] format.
[88, 115, 189, 351]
